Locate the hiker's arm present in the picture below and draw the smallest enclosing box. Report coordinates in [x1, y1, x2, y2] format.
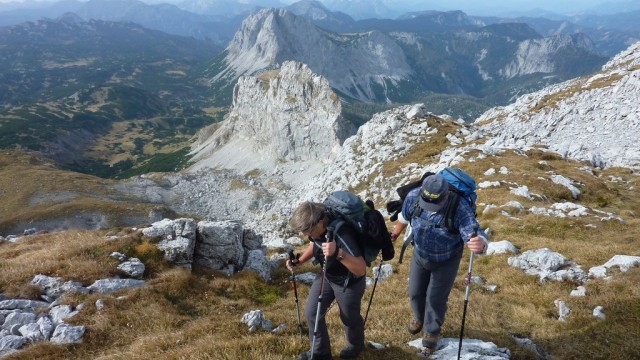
[390, 208, 411, 242]
[455, 201, 488, 255]
[337, 248, 366, 277]
[323, 237, 366, 277]
[390, 222, 408, 242]
[286, 242, 315, 271]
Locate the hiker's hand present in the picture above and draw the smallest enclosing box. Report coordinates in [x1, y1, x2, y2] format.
[286, 258, 299, 271]
[390, 222, 407, 242]
[468, 234, 485, 254]
[322, 240, 337, 257]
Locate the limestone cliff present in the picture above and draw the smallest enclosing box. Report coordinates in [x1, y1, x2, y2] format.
[191, 61, 354, 179]
[212, 8, 413, 102]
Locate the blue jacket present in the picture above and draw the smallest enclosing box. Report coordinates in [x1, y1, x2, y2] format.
[401, 187, 487, 262]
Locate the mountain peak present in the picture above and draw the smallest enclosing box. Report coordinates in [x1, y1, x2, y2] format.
[192, 60, 354, 182]
[211, 8, 413, 102]
[214, 8, 306, 81]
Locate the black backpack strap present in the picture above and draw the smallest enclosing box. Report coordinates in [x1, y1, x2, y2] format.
[398, 231, 413, 264]
[398, 198, 422, 264]
[411, 197, 422, 219]
[443, 191, 462, 233]
[328, 219, 344, 243]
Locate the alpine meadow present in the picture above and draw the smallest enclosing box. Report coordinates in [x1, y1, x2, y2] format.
[0, 0, 639, 359]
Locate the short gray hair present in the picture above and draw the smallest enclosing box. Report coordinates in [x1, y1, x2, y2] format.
[290, 202, 326, 233]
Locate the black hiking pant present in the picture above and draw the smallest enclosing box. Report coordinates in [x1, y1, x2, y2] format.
[408, 250, 462, 336]
[304, 272, 365, 356]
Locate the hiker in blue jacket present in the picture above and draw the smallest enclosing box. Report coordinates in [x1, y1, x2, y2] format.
[389, 174, 488, 350]
[286, 201, 367, 360]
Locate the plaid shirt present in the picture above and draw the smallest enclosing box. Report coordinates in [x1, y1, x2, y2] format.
[401, 187, 486, 262]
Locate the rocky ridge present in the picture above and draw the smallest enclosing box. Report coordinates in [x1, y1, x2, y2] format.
[477, 41, 640, 169]
[212, 8, 413, 102]
[208, 7, 607, 107]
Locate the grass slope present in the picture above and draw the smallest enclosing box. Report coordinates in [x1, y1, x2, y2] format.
[0, 150, 173, 235]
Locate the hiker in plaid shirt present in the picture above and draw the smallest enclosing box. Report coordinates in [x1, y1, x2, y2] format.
[390, 174, 488, 350]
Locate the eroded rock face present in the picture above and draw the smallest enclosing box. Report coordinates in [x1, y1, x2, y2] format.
[213, 8, 413, 102]
[195, 220, 246, 270]
[142, 218, 197, 267]
[191, 60, 355, 175]
[140, 218, 273, 281]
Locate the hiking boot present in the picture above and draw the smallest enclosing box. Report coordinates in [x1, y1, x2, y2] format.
[407, 318, 423, 335]
[297, 350, 333, 360]
[421, 333, 439, 349]
[339, 344, 362, 359]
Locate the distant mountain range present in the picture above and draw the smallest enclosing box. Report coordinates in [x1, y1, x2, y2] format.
[286, 2, 639, 57]
[0, 0, 635, 178]
[208, 8, 606, 106]
[0, 0, 245, 45]
[0, 0, 638, 55]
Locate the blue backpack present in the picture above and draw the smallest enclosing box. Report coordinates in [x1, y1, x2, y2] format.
[323, 190, 395, 266]
[437, 167, 477, 231]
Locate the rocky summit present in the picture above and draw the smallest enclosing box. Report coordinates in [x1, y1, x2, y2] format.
[212, 8, 415, 102]
[191, 60, 354, 180]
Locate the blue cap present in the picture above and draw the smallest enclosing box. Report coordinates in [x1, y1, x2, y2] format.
[418, 175, 449, 212]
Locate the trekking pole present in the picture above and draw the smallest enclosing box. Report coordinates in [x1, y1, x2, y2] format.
[288, 250, 304, 340]
[363, 255, 383, 328]
[458, 226, 478, 360]
[310, 237, 331, 360]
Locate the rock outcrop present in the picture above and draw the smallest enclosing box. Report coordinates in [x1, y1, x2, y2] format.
[192, 60, 354, 182]
[478, 41, 640, 169]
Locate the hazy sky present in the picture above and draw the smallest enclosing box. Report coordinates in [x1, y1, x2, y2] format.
[412, 0, 634, 15]
[288, 0, 638, 16]
[0, 0, 636, 17]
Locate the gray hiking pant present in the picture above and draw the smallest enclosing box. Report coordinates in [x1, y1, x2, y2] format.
[408, 250, 462, 336]
[304, 272, 365, 355]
